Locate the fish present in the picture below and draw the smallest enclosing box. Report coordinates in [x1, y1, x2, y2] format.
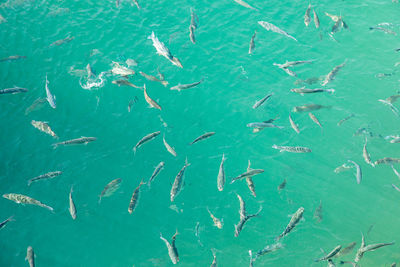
[111, 62, 135, 76]
[278, 66, 297, 77]
[148, 162, 165, 188]
[45, 75, 56, 109]
[3, 193, 54, 212]
[294, 76, 322, 85]
[327, 259, 336, 267]
[139, 71, 169, 87]
[334, 163, 352, 173]
[28, 171, 62, 186]
[337, 114, 355, 126]
[246, 160, 256, 197]
[354, 233, 366, 263]
[132, 0, 140, 9]
[31, 120, 58, 138]
[315, 245, 342, 262]
[210, 250, 217, 267]
[331, 17, 344, 34]
[278, 179, 287, 191]
[309, 112, 322, 128]
[160, 230, 179, 264]
[369, 27, 397, 35]
[52, 137, 96, 148]
[170, 159, 191, 202]
[217, 154, 226, 191]
[50, 36, 74, 47]
[86, 63, 95, 78]
[252, 93, 273, 109]
[190, 132, 215, 145]
[276, 207, 304, 241]
[335, 242, 356, 258]
[249, 31, 256, 54]
[133, 131, 160, 154]
[391, 165, 400, 179]
[126, 59, 137, 67]
[189, 25, 196, 44]
[170, 79, 203, 91]
[234, 0, 257, 10]
[375, 157, 400, 165]
[26, 246, 35, 267]
[325, 12, 340, 22]
[190, 8, 198, 30]
[247, 122, 284, 130]
[274, 60, 314, 69]
[386, 94, 400, 104]
[148, 31, 182, 68]
[304, 4, 311, 27]
[25, 98, 47, 115]
[321, 62, 346, 86]
[313, 9, 320, 28]
[289, 114, 300, 134]
[348, 160, 362, 184]
[293, 104, 328, 112]
[207, 207, 223, 229]
[69, 186, 76, 220]
[313, 201, 322, 223]
[0, 87, 28, 94]
[249, 250, 254, 267]
[0, 216, 14, 230]
[254, 242, 283, 260]
[234, 193, 262, 237]
[378, 99, 400, 116]
[363, 138, 375, 167]
[231, 168, 264, 184]
[272, 145, 311, 153]
[290, 87, 335, 95]
[362, 242, 394, 252]
[98, 178, 122, 203]
[258, 21, 297, 41]
[143, 84, 162, 110]
[163, 135, 177, 157]
[0, 55, 26, 62]
[112, 79, 142, 89]
[128, 180, 145, 214]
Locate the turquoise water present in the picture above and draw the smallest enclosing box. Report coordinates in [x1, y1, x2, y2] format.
[1, 0, 400, 266]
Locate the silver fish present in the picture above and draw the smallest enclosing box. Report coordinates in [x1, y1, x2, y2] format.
[190, 132, 215, 145]
[69, 186, 76, 220]
[386, 94, 400, 104]
[246, 160, 256, 197]
[234, 0, 257, 10]
[334, 163, 352, 173]
[378, 99, 400, 116]
[277, 179, 287, 191]
[132, 0, 140, 9]
[0, 87, 28, 94]
[289, 114, 300, 134]
[31, 120, 58, 138]
[313, 201, 323, 223]
[313, 9, 320, 28]
[112, 79, 142, 89]
[190, 8, 198, 30]
[315, 245, 342, 262]
[254, 242, 283, 260]
[133, 131, 160, 154]
[392, 183, 400, 192]
[50, 36, 74, 47]
[111, 61, 135, 76]
[304, 4, 311, 26]
[26, 246, 35, 267]
[139, 71, 168, 87]
[148, 162, 165, 188]
[0, 55, 26, 62]
[321, 62, 346, 86]
[309, 112, 322, 128]
[337, 114, 355, 126]
[28, 171, 62, 186]
[252, 93, 273, 109]
[247, 122, 284, 130]
[363, 138, 375, 167]
[170, 159, 191, 202]
[207, 207, 223, 229]
[163, 135, 177, 157]
[276, 60, 314, 69]
[189, 25, 196, 44]
[362, 242, 394, 253]
[369, 27, 396, 35]
[258, 21, 297, 41]
[335, 242, 356, 258]
[148, 31, 182, 68]
[160, 230, 179, 264]
[293, 104, 328, 112]
[210, 250, 217, 267]
[276, 207, 304, 241]
[375, 157, 400, 165]
[99, 178, 122, 203]
[45, 74, 56, 109]
[3, 193, 54, 212]
[170, 79, 203, 91]
[391, 165, 400, 179]
[144, 84, 162, 110]
[272, 144, 311, 153]
[331, 17, 344, 34]
[231, 168, 264, 184]
[354, 233, 366, 263]
[0, 215, 14, 230]
[291, 87, 335, 95]
[234, 193, 261, 237]
[348, 160, 362, 184]
[86, 63, 95, 78]
[128, 180, 145, 214]
[249, 31, 256, 54]
[52, 136, 96, 148]
[25, 98, 47, 115]
[217, 154, 226, 191]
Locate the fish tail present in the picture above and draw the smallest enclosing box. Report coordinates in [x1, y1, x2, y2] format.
[133, 147, 136, 155]
[27, 180, 32, 186]
[328, 89, 335, 94]
[98, 196, 102, 204]
[51, 143, 59, 149]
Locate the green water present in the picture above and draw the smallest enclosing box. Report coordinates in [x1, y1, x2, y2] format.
[1, 0, 400, 266]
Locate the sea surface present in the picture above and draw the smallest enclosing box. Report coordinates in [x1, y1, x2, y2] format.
[1, 0, 400, 266]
